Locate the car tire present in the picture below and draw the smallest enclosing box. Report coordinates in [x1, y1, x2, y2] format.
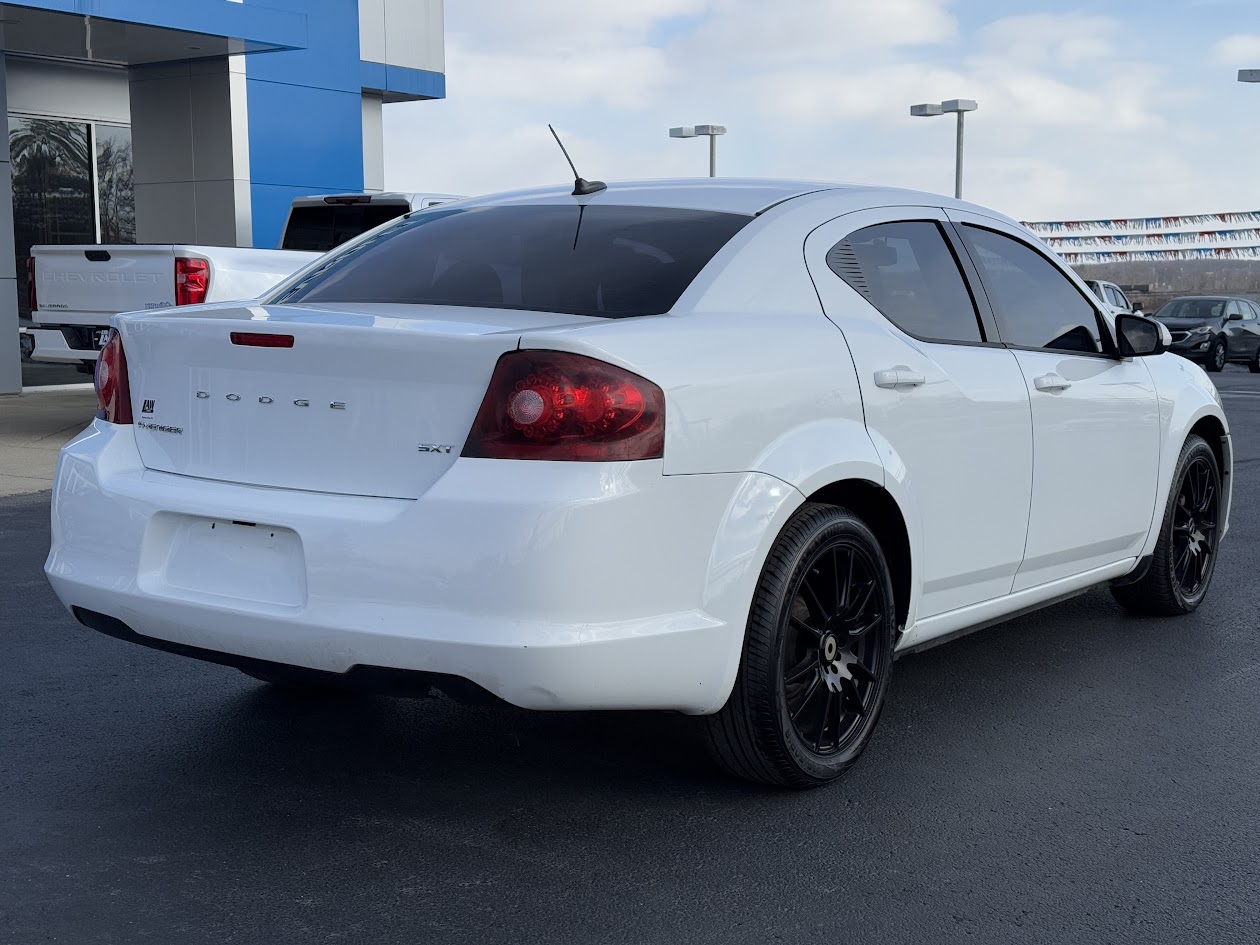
[1206, 336, 1227, 372]
[1111, 434, 1221, 616]
[703, 502, 896, 788]
[1249, 347, 1260, 373]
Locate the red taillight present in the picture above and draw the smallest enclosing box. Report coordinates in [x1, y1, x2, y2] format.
[463, 351, 665, 461]
[25, 257, 36, 312]
[94, 330, 133, 424]
[230, 332, 294, 348]
[175, 257, 209, 306]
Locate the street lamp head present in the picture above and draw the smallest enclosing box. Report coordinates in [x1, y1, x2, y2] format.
[910, 103, 943, 117]
[1240, 69, 1260, 83]
[671, 125, 725, 137]
[941, 99, 978, 113]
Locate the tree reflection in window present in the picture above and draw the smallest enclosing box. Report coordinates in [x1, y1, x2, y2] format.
[96, 124, 135, 244]
[9, 117, 137, 316]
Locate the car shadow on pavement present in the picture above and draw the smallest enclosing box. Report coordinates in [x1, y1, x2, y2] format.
[78, 583, 1232, 821]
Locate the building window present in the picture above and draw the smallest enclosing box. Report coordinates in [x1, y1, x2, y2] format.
[95, 124, 135, 244]
[9, 116, 135, 316]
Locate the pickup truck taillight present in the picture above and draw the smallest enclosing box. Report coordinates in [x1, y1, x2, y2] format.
[462, 351, 665, 461]
[175, 257, 209, 306]
[95, 330, 133, 424]
[25, 257, 36, 312]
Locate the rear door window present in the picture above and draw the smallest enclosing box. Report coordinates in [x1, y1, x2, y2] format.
[272, 205, 752, 317]
[826, 221, 985, 343]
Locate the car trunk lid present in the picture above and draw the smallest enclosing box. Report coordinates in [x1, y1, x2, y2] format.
[120, 303, 596, 499]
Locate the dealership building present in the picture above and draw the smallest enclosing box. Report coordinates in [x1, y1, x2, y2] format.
[0, 0, 446, 395]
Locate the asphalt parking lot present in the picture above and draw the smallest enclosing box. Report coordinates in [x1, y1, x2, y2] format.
[3, 370, 1260, 944]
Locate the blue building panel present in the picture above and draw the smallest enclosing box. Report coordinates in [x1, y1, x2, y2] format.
[15, 0, 308, 50]
[245, 81, 363, 190]
[241, 0, 360, 93]
[361, 60, 446, 101]
[240, 0, 370, 246]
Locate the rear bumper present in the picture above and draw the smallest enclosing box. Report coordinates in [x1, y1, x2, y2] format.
[46, 421, 794, 713]
[29, 327, 100, 363]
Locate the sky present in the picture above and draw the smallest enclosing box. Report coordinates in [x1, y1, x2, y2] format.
[381, 0, 1260, 222]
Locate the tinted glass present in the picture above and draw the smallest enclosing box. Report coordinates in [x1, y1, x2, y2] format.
[10, 117, 94, 317]
[1105, 285, 1126, 308]
[274, 205, 752, 317]
[281, 203, 412, 252]
[960, 225, 1102, 353]
[1247, 302, 1260, 320]
[827, 221, 983, 343]
[1154, 298, 1226, 320]
[95, 124, 135, 244]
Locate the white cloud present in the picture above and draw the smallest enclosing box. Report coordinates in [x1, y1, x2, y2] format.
[447, 0, 708, 51]
[449, 42, 675, 108]
[1213, 33, 1260, 65]
[383, 1, 1257, 220]
[684, 0, 957, 64]
[977, 14, 1118, 65]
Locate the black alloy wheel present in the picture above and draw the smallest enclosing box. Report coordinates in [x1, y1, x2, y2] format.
[781, 541, 885, 755]
[704, 503, 896, 787]
[1168, 452, 1219, 601]
[1206, 336, 1227, 372]
[1112, 434, 1221, 615]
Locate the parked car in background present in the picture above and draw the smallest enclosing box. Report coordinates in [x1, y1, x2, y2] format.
[27, 191, 464, 370]
[1151, 295, 1260, 372]
[1085, 280, 1143, 317]
[46, 179, 1230, 787]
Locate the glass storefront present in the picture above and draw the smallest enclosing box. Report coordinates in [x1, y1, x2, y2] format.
[95, 123, 135, 245]
[9, 116, 135, 317]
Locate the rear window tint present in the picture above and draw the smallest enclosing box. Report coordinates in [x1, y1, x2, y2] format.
[281, 203, 411, 252]
[270, 205, 752, 317]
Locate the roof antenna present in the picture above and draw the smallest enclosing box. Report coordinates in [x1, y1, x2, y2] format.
[549, 124, 607, 197]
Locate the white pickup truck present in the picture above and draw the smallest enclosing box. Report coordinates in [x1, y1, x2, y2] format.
[27, 191, 460, 368]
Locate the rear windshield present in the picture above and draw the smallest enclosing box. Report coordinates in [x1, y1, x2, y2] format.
[281, 203, 412, 252]
[269, 204, 753, 318]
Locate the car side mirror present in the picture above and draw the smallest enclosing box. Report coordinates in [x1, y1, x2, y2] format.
[1229, 311, 1244, 321]
[1116, 313, 1165, 357]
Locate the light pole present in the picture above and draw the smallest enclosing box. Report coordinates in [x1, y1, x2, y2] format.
[669, 124, 726, 177]
[910, 98, 978, 199]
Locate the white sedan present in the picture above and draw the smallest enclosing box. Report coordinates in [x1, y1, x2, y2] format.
[45, 179, 1231, 787]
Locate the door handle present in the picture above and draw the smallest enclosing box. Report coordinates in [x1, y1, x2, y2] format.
[1033, 373, 1072, 392]
[874, 369, 926, 389]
